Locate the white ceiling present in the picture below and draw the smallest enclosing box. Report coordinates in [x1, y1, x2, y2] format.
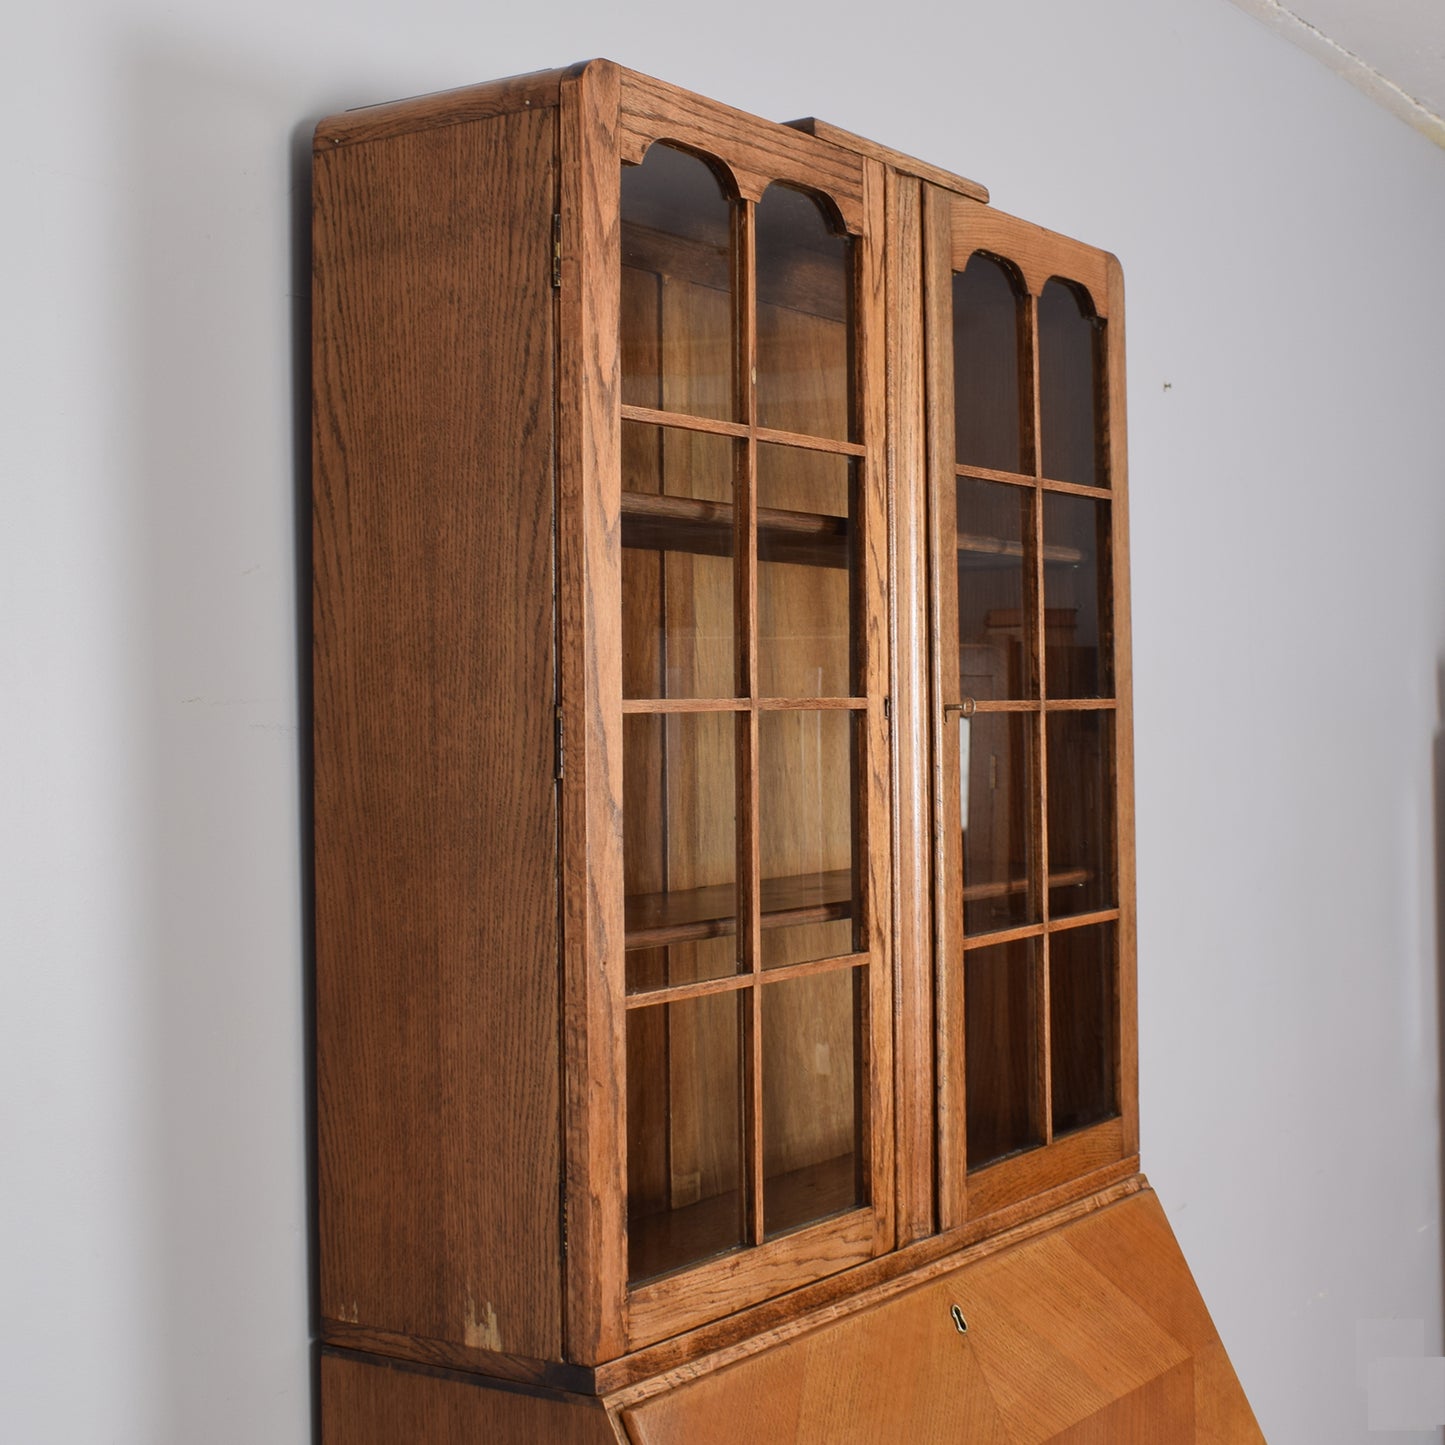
[1227, 0, 1445, 146]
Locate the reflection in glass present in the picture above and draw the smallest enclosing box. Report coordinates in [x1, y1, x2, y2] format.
[621, 422, 737, 699]
[1042, 492, 1112, 700]
[1045, 711, 1115, 918]
[623, 712, 739, 992]
[953, 253, 1026, 473]
[1039, 278, 1102, 487]
[758, 446, 854, 698]
[621, 144, 735, 420]
[956, 476, 1034, 700]
[627, 991, 745, 1281]
[1049, 923, 1118, 1136]
[965, 938, 1041, 1168]
[756, 184, 854, 442]
[758, 710, 858, 968]
[763, 968, 862, 1237]
[960, 711, 1037, 935]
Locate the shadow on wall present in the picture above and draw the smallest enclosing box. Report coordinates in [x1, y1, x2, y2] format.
[1436, 661, 1445, 1363]
[118, 35, 333, 1445]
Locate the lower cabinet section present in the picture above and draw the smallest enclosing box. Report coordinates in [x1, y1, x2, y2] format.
[320, 1354, 625, 1445]
[322, 1187, 1260, 1444]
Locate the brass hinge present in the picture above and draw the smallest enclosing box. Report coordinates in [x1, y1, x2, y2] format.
[554, 706, 565, 781]
[551, 213, 562, 288]
[559, 1179, 569, 1260]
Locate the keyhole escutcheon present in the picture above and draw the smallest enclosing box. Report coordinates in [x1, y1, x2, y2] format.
[950, 1303, 968, 1335]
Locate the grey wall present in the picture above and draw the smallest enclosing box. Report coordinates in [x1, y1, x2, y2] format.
[4, 1, 1444, 1440]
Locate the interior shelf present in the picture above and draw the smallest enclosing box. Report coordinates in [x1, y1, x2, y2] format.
[628, 1153, 858, 1284]
[622, 491, 849, 569]
[625, 868, 854, 950]
[957, 531, 1082, 567]
[965, 866, 1089, 902]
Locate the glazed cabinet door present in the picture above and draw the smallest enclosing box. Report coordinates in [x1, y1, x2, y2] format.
[923, 187, 1138, 1228]
[557, 63, 894, 1362]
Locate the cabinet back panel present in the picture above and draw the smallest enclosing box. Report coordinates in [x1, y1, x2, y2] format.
[313, 106, 562, 1358]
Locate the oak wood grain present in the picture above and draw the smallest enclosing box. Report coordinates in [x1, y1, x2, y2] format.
[313, 104, 562, 1359]
[788, 116, 990, 204]
[558, 55, 629, 1366]
[320, 1351, 622, 1445]
[314, 67, 574, 149]
[617, 69, 866, 232]
[885, 168, 935, 1247]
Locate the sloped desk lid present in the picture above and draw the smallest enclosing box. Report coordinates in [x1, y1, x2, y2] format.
[622, 1189, 1260, 1444]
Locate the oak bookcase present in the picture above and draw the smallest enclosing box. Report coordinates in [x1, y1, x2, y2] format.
[312, 59, 1261, 1442]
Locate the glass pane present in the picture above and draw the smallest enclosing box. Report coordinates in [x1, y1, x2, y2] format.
[953, 253, 1025, 473]
[624, 712, 740, 992]
[621, 144, 735, 421]
[1045, 710, 1116, 918]
[965, 937, 1042, 1168]
[1049, 923, 1118, 1136]
[1038, 278, 1102, 487]
[960, 711, 1037, 935]
[1043, 493, 1112, 700]
[756, 184, 854, 442]
[622, 422, 737, 699]
[956, 476, 1034, 700]
[758, 710, 858, 968]
[762, 968, 862, 1237]
[757, 445, 855, 698]
[627, 991, 745, 1281]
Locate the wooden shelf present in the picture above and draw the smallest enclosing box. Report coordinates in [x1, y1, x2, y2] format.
[625, 868, 853, 950]
[628, 1154, 859, 1284]
[957, 531, 1082, 567]
[963, 866, 1088, 903]
[622, 491, 849, 570]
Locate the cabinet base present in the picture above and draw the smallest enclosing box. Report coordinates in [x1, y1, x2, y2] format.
[322, 1187, 1260, 1443]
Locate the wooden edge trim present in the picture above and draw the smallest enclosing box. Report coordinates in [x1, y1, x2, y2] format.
[788, 117, 990, 205]
[320, 1340, 604, 1410]
[966, 1118, 1126, 1218]
[320, 1327, 597, 1395]
[1104, 253, 1139, 1157]
[558, 56, 628, 1367]
[948, 195, 1117, 313]
[617, 69, 866, 232]
[601, 1167, 1146, 1404]
[314, 66, 576, 149]
[885, 168, 935, 1247]
[625, 1214, 874, 1350]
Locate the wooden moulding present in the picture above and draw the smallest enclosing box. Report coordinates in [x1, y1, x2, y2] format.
[617, 69, 867, 231]
[884, 167, 935, 1247]
[558, 56, 629, 1367]
[314, 66, 577, 149]
[789, 116, 990, 205]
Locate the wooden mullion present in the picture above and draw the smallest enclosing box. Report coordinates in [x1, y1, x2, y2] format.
[856, 156, 895, 1255]
[1037, 475, 1113, 500]
[1045, 905, 1122, 937]
[1025, 284, 1053, 1151]
[953, 462, 1035, 490]
[885, 167, 934, 1246]
[736, 194, 765, 1249]
[922, 183, 967, 1230]
[957, 919, 1046, 952]
[754, 424, 867, 458]
[621, 403, 749, 439]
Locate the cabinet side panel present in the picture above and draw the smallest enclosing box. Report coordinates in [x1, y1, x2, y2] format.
[313, 107, 561, 1358]
[321, 1353, 623, 1445]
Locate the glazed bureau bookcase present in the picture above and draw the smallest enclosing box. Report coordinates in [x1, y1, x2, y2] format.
[312, 59, 1261, 1442]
